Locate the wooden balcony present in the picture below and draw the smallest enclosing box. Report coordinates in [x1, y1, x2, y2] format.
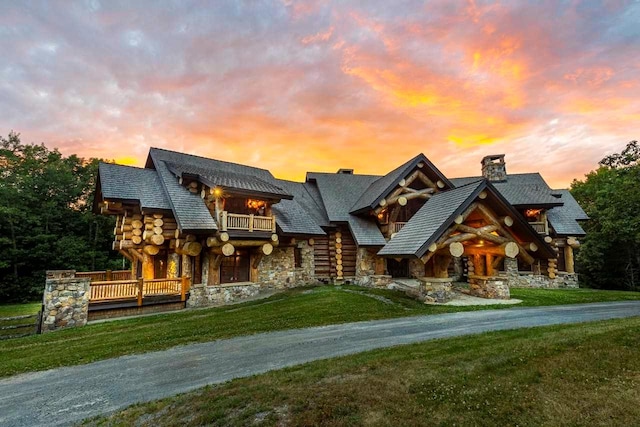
[218, 211, 276, 233]
[76, 270, 131, 282]
[391, 222, 407, 234]
[529, 221, 548, 234]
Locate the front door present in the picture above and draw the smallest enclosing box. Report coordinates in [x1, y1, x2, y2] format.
[220, 249, 250, 283]
[387, 258, 409, 278]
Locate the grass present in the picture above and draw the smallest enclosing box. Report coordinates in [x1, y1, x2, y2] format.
[1, 286, 639, 379]
[0, 302, 41, 318]
[85, 316, 640, 427]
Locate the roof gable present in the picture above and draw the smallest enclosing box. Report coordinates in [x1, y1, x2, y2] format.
[96, 162, 171, 211]
[378, 180, 556, 260]
[350, 153, 453, 215]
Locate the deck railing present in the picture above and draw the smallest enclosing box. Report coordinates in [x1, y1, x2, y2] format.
[529, 221, 548, 234]
[77, 270, 131, 282]
[219, 211, 276, 232]
[89, 277, 191, 305]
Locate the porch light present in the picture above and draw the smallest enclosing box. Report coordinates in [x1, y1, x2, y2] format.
[212, 187, 224, 197]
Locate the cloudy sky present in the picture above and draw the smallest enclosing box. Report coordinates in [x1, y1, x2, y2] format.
[1, 0, 639, 187]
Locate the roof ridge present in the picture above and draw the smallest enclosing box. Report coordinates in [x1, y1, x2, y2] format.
[99, 161, 151, 172]
[149, 147, 273, 175]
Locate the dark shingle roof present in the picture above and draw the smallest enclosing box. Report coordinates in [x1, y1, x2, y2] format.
[271, 179, 327, 236]
[307, 172, 387, 246]
[165, 162, 292, 200]
[547, 190, 587, 236]
[378, 181, 484, 257]
[98, 163, 171, 210]
[350, 154, 453, 214]
[378, 180, 557, 259]
[148, 148, 324, 236]
[450, 173, 562, 207]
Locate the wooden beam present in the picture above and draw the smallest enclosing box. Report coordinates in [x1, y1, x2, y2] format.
[128, 249, 144, 263]
[119, 249, 133, 262]
[455, 224, 507, 245]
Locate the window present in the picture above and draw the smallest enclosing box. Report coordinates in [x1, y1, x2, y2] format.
[220, 250, 250, 283]
[294, 247, 302, 268]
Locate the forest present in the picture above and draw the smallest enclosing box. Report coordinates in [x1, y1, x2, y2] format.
[0, 132, 119, 302]
[0, 133, 638, 302]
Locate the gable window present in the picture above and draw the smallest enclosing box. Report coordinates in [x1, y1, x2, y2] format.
[294, 247, 302, 268]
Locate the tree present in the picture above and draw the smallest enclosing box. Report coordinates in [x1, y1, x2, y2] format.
[571, 140, 640, 290]
[0, 132, 119, 302]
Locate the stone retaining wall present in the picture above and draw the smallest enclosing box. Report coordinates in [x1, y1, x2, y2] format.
[187, 283, 262, 307]
[468, 276, 510, 299]
[42, 271, 90, 333]
[503, 258, 579, 289]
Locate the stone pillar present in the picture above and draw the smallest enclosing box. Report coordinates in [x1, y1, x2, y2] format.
[42, 271, 90, 333]
[182, 254, 192, 279]
[504, 257, 518, 275]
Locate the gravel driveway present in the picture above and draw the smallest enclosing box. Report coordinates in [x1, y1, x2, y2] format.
[1, 301, 639, 427]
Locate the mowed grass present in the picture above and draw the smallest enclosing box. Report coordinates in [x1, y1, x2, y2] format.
[85, 317, 640, 427]
[0, 302, 41, 318]
[1, 286, 639, 378]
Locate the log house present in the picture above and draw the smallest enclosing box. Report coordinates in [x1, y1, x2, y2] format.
[93, 148, 588, 307]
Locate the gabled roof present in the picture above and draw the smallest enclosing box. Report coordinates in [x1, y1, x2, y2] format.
[146, 147, 324, 236]
[450, 173, 563, 208]
[350, 153, 454, 215]
[547, 190, 587, 236]
[165, 162, 292, 200]
[270, 179, 327, 236]
[306, 172, 387, 246]
[97, 162, 171, 211]
[378, 181, 484, 257]
[378, 180, 556, 259]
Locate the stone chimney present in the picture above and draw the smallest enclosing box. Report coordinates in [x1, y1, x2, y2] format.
[481, 154, 507, 182]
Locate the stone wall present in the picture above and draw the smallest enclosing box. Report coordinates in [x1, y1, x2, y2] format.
[187, 283, 262, 307]
[418, 278, 455, 303]
[257, 243, 315, 289]
[353, 248, 392, 287]
[503, 258, 579, 288]
[42, 271, 90, 333]
[468, 276, 510, 299]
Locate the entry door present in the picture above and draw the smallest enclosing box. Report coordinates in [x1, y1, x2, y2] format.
[387, 259, 409, 278]
[220, 250, 250, 283]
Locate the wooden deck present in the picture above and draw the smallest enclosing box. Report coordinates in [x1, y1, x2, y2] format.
[80, 271, 191, 307]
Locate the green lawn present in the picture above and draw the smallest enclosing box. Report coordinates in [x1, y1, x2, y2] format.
[1, 286, 639, 379]
[0, 302, 41, 318]
[85, 316, 640, 426]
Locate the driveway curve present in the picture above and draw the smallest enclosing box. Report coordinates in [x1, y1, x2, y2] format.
[1, 301, 639, 426]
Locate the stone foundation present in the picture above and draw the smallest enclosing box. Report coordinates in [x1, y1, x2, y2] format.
[503, 258, 579, 289]
[507, 272, 579, 289]
[42, 270, 90, 333]
[187, 283, 262, 307]
[417, 277, 455, 303]
[353, 274, 393, 288]
[468, 275, 510, 299]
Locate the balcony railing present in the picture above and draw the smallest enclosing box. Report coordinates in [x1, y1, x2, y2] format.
[89, 277, 190, 305]
[529, 221, 548, 234]
[392, 222, 407, 234]
[76, 270, 131, 282]
[219, 211, 276, 233]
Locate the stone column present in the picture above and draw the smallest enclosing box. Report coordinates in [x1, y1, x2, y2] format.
[42, 271, 91, 333]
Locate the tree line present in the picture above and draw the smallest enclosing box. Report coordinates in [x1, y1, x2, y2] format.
[0, 133, 638, 302]
[0, 133, 120, 302]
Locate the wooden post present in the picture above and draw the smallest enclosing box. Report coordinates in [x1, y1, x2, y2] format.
[167, 252, 181, 278]
[564, 245, 575, 274]
[485, 254, 494, 276]
[272, 214, 277, 233]
[180, 276, 189, 302]
[106, 270, 113, 282]
[142, 252, 154, 280]
[131, 257, 138, 280]
[248, 214, 254, 232]
[474, 254, 485, 276]
[221, 211, 228, 232]
[137, 279, 143, 307]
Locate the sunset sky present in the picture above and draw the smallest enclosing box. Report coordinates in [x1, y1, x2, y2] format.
[1, 1, 639, 188]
